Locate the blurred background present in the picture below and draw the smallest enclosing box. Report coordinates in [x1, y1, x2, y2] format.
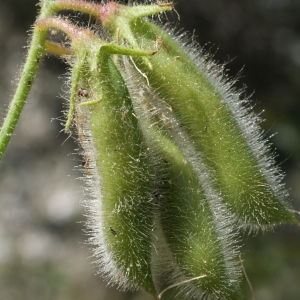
[0, 0, 299, 299]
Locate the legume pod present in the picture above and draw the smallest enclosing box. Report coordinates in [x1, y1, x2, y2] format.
[37, 17, 158, 296]
[103, 4, 298, 231]
[124, 61, 241, 299]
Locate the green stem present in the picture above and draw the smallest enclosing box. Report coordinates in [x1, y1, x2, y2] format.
[66, 51, 86, 132]
[0, 1, 56, 160]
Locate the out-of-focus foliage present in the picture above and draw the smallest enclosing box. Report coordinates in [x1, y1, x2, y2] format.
[0, 1, 299, 299]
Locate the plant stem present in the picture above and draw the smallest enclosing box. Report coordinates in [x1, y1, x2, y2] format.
[0, 1, 56, 160]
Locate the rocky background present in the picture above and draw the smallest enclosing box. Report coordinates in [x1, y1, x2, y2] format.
[0, 1, 299, 299]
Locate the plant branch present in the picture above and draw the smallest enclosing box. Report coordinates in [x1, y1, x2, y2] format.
[0, 1, 56, 160]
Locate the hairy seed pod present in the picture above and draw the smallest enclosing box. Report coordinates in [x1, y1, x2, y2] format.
[76, 46, 159, 296]
[75, 50, 158, 295]
[37, 18, 158, 295]
[100, 4, 298, 231]
[124, 61, 241, 299]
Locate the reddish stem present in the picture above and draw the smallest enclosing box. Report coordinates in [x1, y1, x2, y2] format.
[55, 0, 120, 24]
[36, 17, 95, 44]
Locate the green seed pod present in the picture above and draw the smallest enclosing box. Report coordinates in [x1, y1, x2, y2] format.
[98, 3, 298, 231]
[37, 17, 158, 296]
[76, 42, 159, 296]
[124, 62, 241, 299]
